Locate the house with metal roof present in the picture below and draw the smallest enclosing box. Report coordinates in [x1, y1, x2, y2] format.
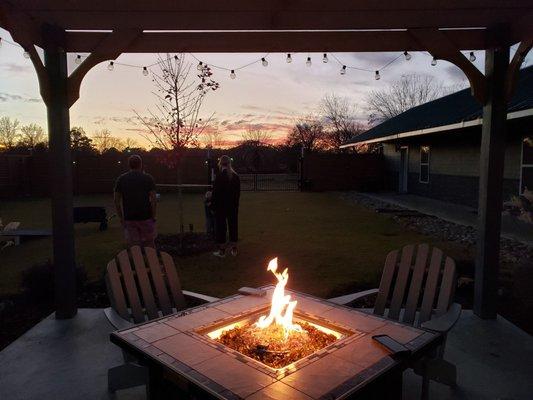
[342, 65, 533, 207]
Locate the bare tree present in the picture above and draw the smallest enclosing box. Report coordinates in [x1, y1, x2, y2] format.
[70, 127, 94, 153]
[92, 129, 125, 152]
[319, 94, 364, 151]
[0, 117, 20, 149]
[286, 115, 325, 152]
[203, 125, 224, 149]
[240, 125, 271, 146]
[134, 53, 219, 235]
[123, 137, 140, 150]
[19, 123, 46, 148]
[366, 74, 445, 124]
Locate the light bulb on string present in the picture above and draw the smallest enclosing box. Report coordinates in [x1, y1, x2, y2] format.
[306, 56, 312, 67]
[197, 61, 203, 71]
[431, 57, 437, 66]
[286, 53, 292, 63]
[142, 66, 149, 76]
[107, 61, 114, 71]
[230, 69, 236, 79]
[322, 53, 328, 63]
[469, 52, 476, 62]
[404, 51, 412, 61]
[23, 50, 30, 59]
[261, 57, 268, 67]
[375, 70, 381, 80]
[174, 55, 178, 61]
[340, 65, 347, 75]
[75, 54, 82, 64]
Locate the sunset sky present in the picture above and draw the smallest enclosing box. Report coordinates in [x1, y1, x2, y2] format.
[0, 27, 530, 147]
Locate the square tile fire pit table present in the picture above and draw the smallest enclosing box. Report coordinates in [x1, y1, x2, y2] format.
[110, 285, 442, 399]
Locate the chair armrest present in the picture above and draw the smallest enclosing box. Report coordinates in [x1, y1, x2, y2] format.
[328, 288, 379, 306]
[183, 290, 220, 303]
[104, 307, 134, 330]
[421, 303, 462, 333]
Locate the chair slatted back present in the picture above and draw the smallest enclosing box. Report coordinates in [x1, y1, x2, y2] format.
[105, 246, 186, 323]
[3, 222, 20, 231]
[373, 244, 457, 327]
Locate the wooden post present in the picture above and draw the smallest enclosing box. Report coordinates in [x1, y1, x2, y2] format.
[43, 24, 77, 319]
[474, 46, 510, 319]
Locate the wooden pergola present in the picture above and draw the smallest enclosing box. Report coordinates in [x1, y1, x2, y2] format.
[0, 0, 531, 320]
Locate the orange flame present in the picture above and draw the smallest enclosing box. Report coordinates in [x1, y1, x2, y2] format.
[256, 258, 302, 337]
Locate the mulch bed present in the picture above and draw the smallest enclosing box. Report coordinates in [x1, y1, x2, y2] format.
[156, 232, 215, 257]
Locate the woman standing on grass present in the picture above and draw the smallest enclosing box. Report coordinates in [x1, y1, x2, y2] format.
[212, 155, 240, 257]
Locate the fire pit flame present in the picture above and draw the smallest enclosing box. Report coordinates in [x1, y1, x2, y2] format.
[255, 258, 303, 337]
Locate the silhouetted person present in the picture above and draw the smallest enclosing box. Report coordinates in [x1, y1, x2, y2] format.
[212, 155, 240, 257]
[114, 155, 157, 248]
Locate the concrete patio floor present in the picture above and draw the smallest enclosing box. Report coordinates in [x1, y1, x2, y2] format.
[1, 308, 532, 400]
[360, 192, 533, 245]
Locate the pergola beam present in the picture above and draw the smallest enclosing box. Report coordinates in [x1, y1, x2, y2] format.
[409, 28, 487, 103]
[65, 29, 491, 54]
[67, 28, 142, 107]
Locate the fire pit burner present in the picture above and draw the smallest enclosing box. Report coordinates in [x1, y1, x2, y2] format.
[217, 320, 337, 368]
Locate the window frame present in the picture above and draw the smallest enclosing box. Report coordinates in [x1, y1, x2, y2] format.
[520, 136, 533, 194]
[419, 145, 430, 184]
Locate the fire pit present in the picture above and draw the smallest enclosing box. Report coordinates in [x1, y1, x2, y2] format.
[111, 257, 441, 399]
[201, 258, 350, 369]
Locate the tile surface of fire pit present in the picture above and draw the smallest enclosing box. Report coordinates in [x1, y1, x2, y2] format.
[111, 286, 440, 399]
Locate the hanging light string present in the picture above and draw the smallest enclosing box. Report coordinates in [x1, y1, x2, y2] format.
[0, 34, 485, 79]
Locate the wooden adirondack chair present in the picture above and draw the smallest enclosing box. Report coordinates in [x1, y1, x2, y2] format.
[104, 246, 220, 393]
[328, 244, 461, 400]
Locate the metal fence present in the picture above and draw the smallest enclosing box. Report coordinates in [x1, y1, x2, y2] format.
[239, 173, 300, 191]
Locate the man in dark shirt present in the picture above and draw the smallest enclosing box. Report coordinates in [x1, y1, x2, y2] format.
[114, 155, 157, 248]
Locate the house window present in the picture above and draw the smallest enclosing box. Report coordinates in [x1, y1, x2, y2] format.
[521, 136, 533, 194]
[420, 146, 430, 183]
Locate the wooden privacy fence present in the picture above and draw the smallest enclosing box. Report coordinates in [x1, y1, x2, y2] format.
[301, 153, 384, 191]
[0, 153, 209, 198]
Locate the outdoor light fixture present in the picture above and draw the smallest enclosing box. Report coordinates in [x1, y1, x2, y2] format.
[286, 53, 292, 63]
[375, 70, 381, 80]
[404, 51, 412, 61]
[431, 57, 437, 66]
[323, 53, 328, 63]
[197, 61, 203, 70]
[75, 54, 82, 64]
[340, 65, 347, 75]
[23, 50, 30, 59]
[107, 61, 114, 71]
[142, 66, 148, 76]
[230, 69, 236, 79]
[261, 57, 268, 67]
[469, 52, 476, 62]
[306, 56, 312, 67]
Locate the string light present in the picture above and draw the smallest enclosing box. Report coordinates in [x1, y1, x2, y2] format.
[375, 70, 381, 80]
[174, 55, 178, 60]
[0, 36, 443, 81]
[469, 51, 476, 62]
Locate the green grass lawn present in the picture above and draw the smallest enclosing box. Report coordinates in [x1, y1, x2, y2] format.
[0, 192, 468, 299]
